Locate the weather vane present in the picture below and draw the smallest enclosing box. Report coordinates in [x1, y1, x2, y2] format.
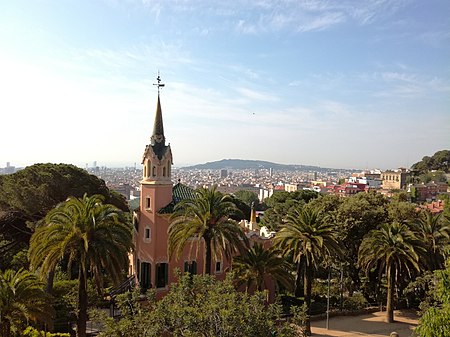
[153, 71, 165, 94]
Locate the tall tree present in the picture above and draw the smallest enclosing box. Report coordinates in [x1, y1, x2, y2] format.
[358, 222, 421, 323]
[261, 190, 318, 231]
[28, 194, 133, 337]
[274, 207, 340, 335]
[412, 211, 450, 271]
[415, 261, 450, 337]
[169, 186, 248, 275]
[0, 163, 128, 269]
[332, 192, 389, 294]
[232, 243, 293, 292]
[0, 268, 53, 337]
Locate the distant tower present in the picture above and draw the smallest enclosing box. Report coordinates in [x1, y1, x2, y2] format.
[220, 169, 228, 178]
[6, 162, 10, 168]
[269, 167, 273, 177]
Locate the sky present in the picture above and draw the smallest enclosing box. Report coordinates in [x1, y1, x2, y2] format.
[0, 0, 449, 170]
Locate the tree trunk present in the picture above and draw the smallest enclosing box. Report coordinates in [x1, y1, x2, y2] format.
[204, 237, 212, 275]
[77, 265, 88, 337]
[386, 262, 395, 323]
[304, 265, 313, 336]
[294, 255, 304, 298]
[3, 320, 11, 337]
[46, 268, 55, 294]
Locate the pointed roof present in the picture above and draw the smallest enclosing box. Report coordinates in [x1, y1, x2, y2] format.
[151, 94, 165, 145]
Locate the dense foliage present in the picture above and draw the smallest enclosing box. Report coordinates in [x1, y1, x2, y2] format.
[415, 262, 450, 336]
[411, 149, 450, 174]
[0, 163, 128, 269]
[92, 272, 297, 337]
[28, 194, 133, 337]
[0, 269, 53, 337]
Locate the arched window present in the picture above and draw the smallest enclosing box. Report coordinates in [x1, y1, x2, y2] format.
[152, 166, 156, 177]
[163, 166, 166, 177]
[144, 165, 147, 178]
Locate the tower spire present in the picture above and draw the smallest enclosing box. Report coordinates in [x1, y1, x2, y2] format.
[151, 73, 165, 145]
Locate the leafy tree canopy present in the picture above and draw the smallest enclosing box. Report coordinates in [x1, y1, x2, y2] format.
[415, 261, 450, 337]
[91, 272, 297, 337]
[261, 190, 318, 231]
[233, 190, 260, 208]
[0, 163, 129, 259]
[412, 150, 450, 174]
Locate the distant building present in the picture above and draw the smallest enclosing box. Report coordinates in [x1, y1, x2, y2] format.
[259, 188, 273, 201]
[220, 169, 228, 178]
[407, 181, 448, 202]
[381, 168, 409, 190]
[1, 162, 16, 175]
[328, 182, 368, 197]
[110, 183, 132, 200]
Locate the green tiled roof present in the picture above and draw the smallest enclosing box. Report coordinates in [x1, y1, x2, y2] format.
[158, 182, 196, 214]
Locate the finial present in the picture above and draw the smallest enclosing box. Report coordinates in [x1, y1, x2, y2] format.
[153, 71, 165, 94]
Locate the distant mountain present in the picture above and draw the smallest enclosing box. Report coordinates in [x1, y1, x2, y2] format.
[181, 159, 353, 172]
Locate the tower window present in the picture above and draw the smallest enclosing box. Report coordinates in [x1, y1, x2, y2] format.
[152, 166, 156, 176]
[156, 263, 168, 288]
[145, 197, 151, 210]
[163, 166, 166, 177]
[144, 227, 151, 242]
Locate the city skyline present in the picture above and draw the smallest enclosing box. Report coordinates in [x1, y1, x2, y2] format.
[1, 1, 449, 170]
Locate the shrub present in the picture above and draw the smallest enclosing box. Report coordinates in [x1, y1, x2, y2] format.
[22, 327, 70, 337]
[342, 293, 367, 311]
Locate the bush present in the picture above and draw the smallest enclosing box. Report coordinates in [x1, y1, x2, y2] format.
[22, 327, 70, 337]
[342, 293, 367, 311]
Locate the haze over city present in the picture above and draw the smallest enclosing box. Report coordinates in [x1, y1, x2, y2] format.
[1, 0, 449, 170]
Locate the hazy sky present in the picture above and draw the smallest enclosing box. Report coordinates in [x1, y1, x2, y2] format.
[1, 0, 449, 170]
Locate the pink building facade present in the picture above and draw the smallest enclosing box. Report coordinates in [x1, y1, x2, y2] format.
[130, 90, 232, 299]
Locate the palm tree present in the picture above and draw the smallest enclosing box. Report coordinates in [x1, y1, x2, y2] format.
[28, 194, 133, 337]
[411, 211, 449, 271]
[0, 268, 53, 337]
[169, 186, 248, 275]
[358, 222, 421, 323]
[232, 243, 293, 292]
[274, 207, 341, 335]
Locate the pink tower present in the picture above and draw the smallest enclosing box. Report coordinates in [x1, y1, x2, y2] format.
[131, 77, 213, 298]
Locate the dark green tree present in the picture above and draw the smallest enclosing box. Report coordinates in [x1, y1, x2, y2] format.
[412, 150, 450, 174]
[274, 207, 341, 335]
[0, 163, 128, 266]
[232, 243, 293, 292]
[91, 273, 296, 337]
[333, 192, 389, 293]
[28, 194, 133, 337]
[411, 211, 450, 271]
[233, 190, 259, 208]
[358, 222, 421, 323]
[261, 190, 318, 231]
[0, 268, 53, 337]
[415, 261, 450, 337]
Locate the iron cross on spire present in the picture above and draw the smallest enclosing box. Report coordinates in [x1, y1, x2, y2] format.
[153, 72, 165, 94]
